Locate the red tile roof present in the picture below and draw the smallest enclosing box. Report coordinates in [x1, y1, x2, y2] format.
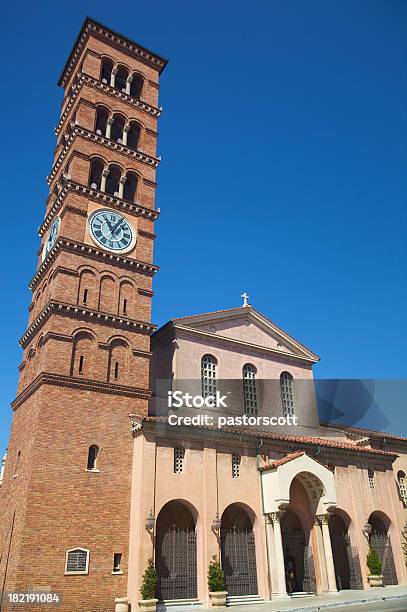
[260, 451, 305, 471]
[320, 421, 406, 442]
[136, 416, 397, 457]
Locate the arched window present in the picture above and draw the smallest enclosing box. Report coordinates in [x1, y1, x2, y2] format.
[105, 164, 121, 197]
[95, 105, 109, 136]
[123, 171, 138, 202]
[65, 548, 90, 575]
[126, 121, 141, 151]
[110, 114, 126, 143]
[280, 372, 294, 416]
[89, 157, 104, 190]
[87, 445, 99, 471]
[130, 73, 143, 98]
[115, 66, 129, 92]
[397, 471, 406, 504]
[243, 364, 258, 415]
[201, 354, 217, 399]
[232, 452, 240, 479]
[174, 446, 185, 474]
[101, 57, 114, 84]
[368, 468, 375, 490]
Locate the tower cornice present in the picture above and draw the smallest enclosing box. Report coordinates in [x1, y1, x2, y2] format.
[20, 299, 157, 348]
[58, 17, 168, 89]
[12, 371, 152, 410]
[30, 237, 159, 291]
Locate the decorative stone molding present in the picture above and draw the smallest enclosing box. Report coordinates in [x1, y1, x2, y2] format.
[20, 300, 156, 348]
[58, 18, 167, 89]
[47, 125, 160, 185]
[12, 371, 152, 410]
[29, 237, 159, 291]
[39, 181, 158, 237]
[55, 72, 162, 136]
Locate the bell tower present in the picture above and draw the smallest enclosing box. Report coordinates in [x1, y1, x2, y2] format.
[0, 18, 167, 610]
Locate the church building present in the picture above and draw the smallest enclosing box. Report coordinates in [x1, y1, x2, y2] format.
[0, 17, 406, 612]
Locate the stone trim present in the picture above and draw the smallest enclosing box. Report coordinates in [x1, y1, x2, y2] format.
[12, 371, 152, 410]
[47, 126, 160, 185]
[39, 181, 158, 237]
[58, 18, 167, 89]
[20, 300, 156, 348]
[138, 229, 156, 240]
[29, 237, 159, 290]
[56, 72, 162, 136]
[59, 205, 88, 220]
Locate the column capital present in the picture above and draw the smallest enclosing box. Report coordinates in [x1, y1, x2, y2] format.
[126, 74, 133, 83]
[316, 513, 330, 525]
[265, 511, 282, 525]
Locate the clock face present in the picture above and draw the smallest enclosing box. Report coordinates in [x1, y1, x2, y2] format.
[42, 216, 60, 261]
[88, 209, 136, 253]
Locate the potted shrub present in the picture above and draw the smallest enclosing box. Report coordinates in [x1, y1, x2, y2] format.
[208, 556, 228, 607]
[367, 547, 384, 587]
[139, 558, 159, 612]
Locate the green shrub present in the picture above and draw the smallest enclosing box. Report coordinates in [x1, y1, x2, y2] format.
[367, 547, 383, 576]
[140, 558, 158, 600]
[208, 556, 226, 592]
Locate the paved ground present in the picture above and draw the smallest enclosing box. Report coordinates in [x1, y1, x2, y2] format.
[196, 586, 407, 612]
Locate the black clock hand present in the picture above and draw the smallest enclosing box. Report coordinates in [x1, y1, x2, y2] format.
[111, 218, 124, 234]
[103, 214, 114, 231]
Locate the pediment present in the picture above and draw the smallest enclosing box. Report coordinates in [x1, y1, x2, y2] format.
[173, 307, 319, 362]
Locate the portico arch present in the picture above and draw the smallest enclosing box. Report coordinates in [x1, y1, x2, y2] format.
[368, 511, 398, 585]
[329, 510, 363, 590]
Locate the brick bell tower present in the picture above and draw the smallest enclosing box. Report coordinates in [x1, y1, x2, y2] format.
[0, 18, 166, 611]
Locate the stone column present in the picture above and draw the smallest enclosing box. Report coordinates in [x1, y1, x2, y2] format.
[126, 75, 133, 95]
[110, 66, 118, 88]
[100, 167, 109, 192]
[266, 512, 288, 598]
[106, 117, 113, 139]
[123, 124, 130, 146]
[318, 514, 337, 593]
[118, 175, 127, 199]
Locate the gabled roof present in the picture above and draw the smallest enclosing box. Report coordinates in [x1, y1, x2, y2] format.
[58, 17, 168, 88]
[155, 305, 320, 364]
[259, 451, 305, 471]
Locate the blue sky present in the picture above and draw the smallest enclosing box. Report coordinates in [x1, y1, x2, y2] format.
[0, 0, 406, 452]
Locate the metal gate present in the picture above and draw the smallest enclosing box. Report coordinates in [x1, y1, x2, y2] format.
[370, 533, 398, 586]
[156, 527, 197, 600]
[282, 534, 316, 593]
[221, 526, 258, 596]
[331, 534, 363, 590]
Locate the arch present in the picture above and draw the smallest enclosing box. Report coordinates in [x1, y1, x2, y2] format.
[105, 164, 122, 197]
[118, 280, 134, 317]
[71, 330, 95, 378]
[220, 503, 258, 596]
[86, 444, 99, 471]
[78, 268, 97, 308]
[110, 113, 126, 143]
[127, 120, 141, 151]
[329, 510, 362, 590]
[99, 274, 117, 313]
[95, 105, 110, 136]
[123, 170, 138, 202]
[201, 354, 217, 398]
[155, 500, 197, 600]
[100, 56, 114, 84]
[107, 337, 129, 383]
[130, 72, 144, 98]
[115, 65, 129, 92]
[368, 511, 398, 585]
[89, 156, 105, 190]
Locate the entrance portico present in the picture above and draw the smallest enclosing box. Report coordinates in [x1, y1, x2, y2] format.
[261, 452, 338, 598]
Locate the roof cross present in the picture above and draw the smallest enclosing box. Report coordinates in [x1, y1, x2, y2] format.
[241, 292, 250, 307]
